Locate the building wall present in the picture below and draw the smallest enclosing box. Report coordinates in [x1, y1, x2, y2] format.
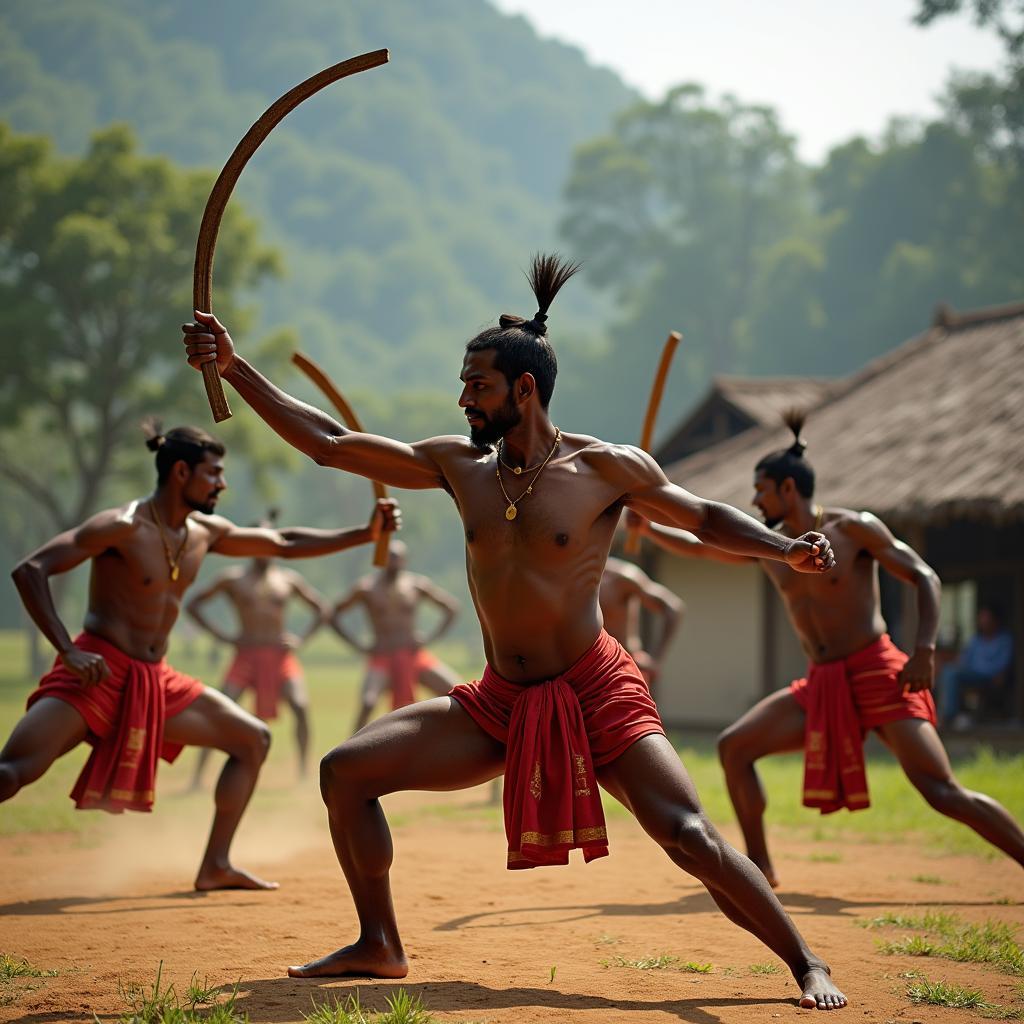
[653, 554, 765, 728]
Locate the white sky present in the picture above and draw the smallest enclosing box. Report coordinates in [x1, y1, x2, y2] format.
[490, 0, 1003, 162]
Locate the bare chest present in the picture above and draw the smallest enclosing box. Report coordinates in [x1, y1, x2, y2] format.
[764, 529, 870, 601]
[96, 522, 211, 601]
[452, 459, 621, 567]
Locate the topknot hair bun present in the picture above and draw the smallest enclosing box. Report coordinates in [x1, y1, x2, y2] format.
[141, 416, 165, 451]
[782, 408, 808, 457]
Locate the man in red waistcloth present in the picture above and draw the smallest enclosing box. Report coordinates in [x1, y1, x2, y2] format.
[631, 411, 1024, 888]
[1, 425, 398, 891]
[328, 539, 462, 735]
[599, 555, 683, 701]
[187, 519, 329, 783]
[183, 255, 847, 1009]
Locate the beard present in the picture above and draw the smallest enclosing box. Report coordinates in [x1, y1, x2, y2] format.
[185, 492, 220, 516]
[760, 511, 782, 529]
[466, 395, 521, 450]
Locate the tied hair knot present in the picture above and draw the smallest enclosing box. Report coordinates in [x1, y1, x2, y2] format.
[782, 407, 808, 457]
[141, 416, 166, 452]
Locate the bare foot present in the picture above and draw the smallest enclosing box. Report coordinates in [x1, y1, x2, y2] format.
[287, 939, 408, 979]
[798, 964, 848, 1010]
[194, 864, 279, 891]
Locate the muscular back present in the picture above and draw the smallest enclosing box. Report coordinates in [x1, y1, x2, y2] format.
[763, 508, 887, 663]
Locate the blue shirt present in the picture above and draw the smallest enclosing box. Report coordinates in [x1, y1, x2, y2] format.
[960, 631, 1014, 677]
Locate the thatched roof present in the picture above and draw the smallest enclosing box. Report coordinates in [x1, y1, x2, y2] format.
[663, 301, 1024, 525]
[654, 375, 836, 464]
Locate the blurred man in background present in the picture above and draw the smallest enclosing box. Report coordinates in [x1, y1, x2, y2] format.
[187, 513, 329, 783]
[329, 540, 462, 735]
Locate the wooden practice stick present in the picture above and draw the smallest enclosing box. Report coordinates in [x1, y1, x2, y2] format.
[624, 330, 682, 556]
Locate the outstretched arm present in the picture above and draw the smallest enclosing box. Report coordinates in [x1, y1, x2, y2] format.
[626, 510, 754, 565]
[612, 447, 835, 572]
[10, 509, 132, 683]
[414, 577, 460, 647]
[207, 499, 399, 559]
[183, 313, 452, 490]
[846, 512, 940, 691]
[186, 572, 239, 645]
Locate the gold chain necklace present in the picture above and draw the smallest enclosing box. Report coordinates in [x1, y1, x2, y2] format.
[150, 498, 189, 580]
[495, 429, 561, 522]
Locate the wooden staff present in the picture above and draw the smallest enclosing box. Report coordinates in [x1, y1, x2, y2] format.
[624, 330, 682, 556]
[192, 49, 390, 422]
[291, 351, 391, 568]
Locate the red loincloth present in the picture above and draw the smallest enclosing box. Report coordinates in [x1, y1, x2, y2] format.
[224, 645, 303, 721]
[368, 648, 440, 710]
[26, 632, 205, 814]
[450, 630, 665, 869]
[790, 633, 937, 814]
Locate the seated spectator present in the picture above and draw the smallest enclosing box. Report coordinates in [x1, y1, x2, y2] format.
[939, 604, 1014, 728]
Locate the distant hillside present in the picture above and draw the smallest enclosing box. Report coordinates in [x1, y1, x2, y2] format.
[0, 0, 633, 390]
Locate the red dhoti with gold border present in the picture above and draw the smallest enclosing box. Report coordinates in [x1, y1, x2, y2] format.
[790, 633, 937, 814]
[225, 645, 303, 721]
[26, 632, 205, 813]
[450, 630, 665, 869]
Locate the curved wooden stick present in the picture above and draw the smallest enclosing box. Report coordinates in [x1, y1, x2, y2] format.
[193, 49, 391, 422]
[625, 330, 682, 556]
[291, 351, 391, 567]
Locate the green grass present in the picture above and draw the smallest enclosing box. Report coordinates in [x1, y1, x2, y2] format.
[868, 910, 1024, 975]
[0, 954, 57, 982]
[303, 989, 434, 1024]
[907, 978, 987, 1009]
[605, 953, 680, 970]
[807, 851, 842, 863]
[111, 963, 246, 1023]
[680, 961, 714, 974]
[912, 873, 945, 884]
[748, 963, 782, 975]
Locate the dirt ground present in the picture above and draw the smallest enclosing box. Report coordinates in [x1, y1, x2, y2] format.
[1, 782, 1021, 1024]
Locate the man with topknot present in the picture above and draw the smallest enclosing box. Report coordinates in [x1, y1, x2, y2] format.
[184, 254, 848, 1009]
[631, 410, 1024, 888]
[2, 424, 398, 891]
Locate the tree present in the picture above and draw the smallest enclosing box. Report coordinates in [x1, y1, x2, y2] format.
[915, 0, 1024, 56]
[0, 121, 286, 541]
[559, 85, 812, 440]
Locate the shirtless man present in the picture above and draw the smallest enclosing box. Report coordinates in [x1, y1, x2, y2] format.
[183, 255, 847, 1009]
[2, 425, 398, 890]
[187, 543, 328, 782]
[631, 412, 1024, 888]
[599, 555, 683, 700]
[329, 539, 462, 734]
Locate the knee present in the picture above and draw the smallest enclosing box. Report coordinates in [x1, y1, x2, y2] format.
[717, 728, 747, 772]
[319, 742, 363, 803]
[652, 809, 724, 877]
[243, 720, 271, 764]
[673, 812, 726, 878]
[919, 775, 967, 815]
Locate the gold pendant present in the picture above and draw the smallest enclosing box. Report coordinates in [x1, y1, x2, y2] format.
[505, 505, 517, 521]
[170, 565, 180, 581]
[513, 466, 522, 475]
